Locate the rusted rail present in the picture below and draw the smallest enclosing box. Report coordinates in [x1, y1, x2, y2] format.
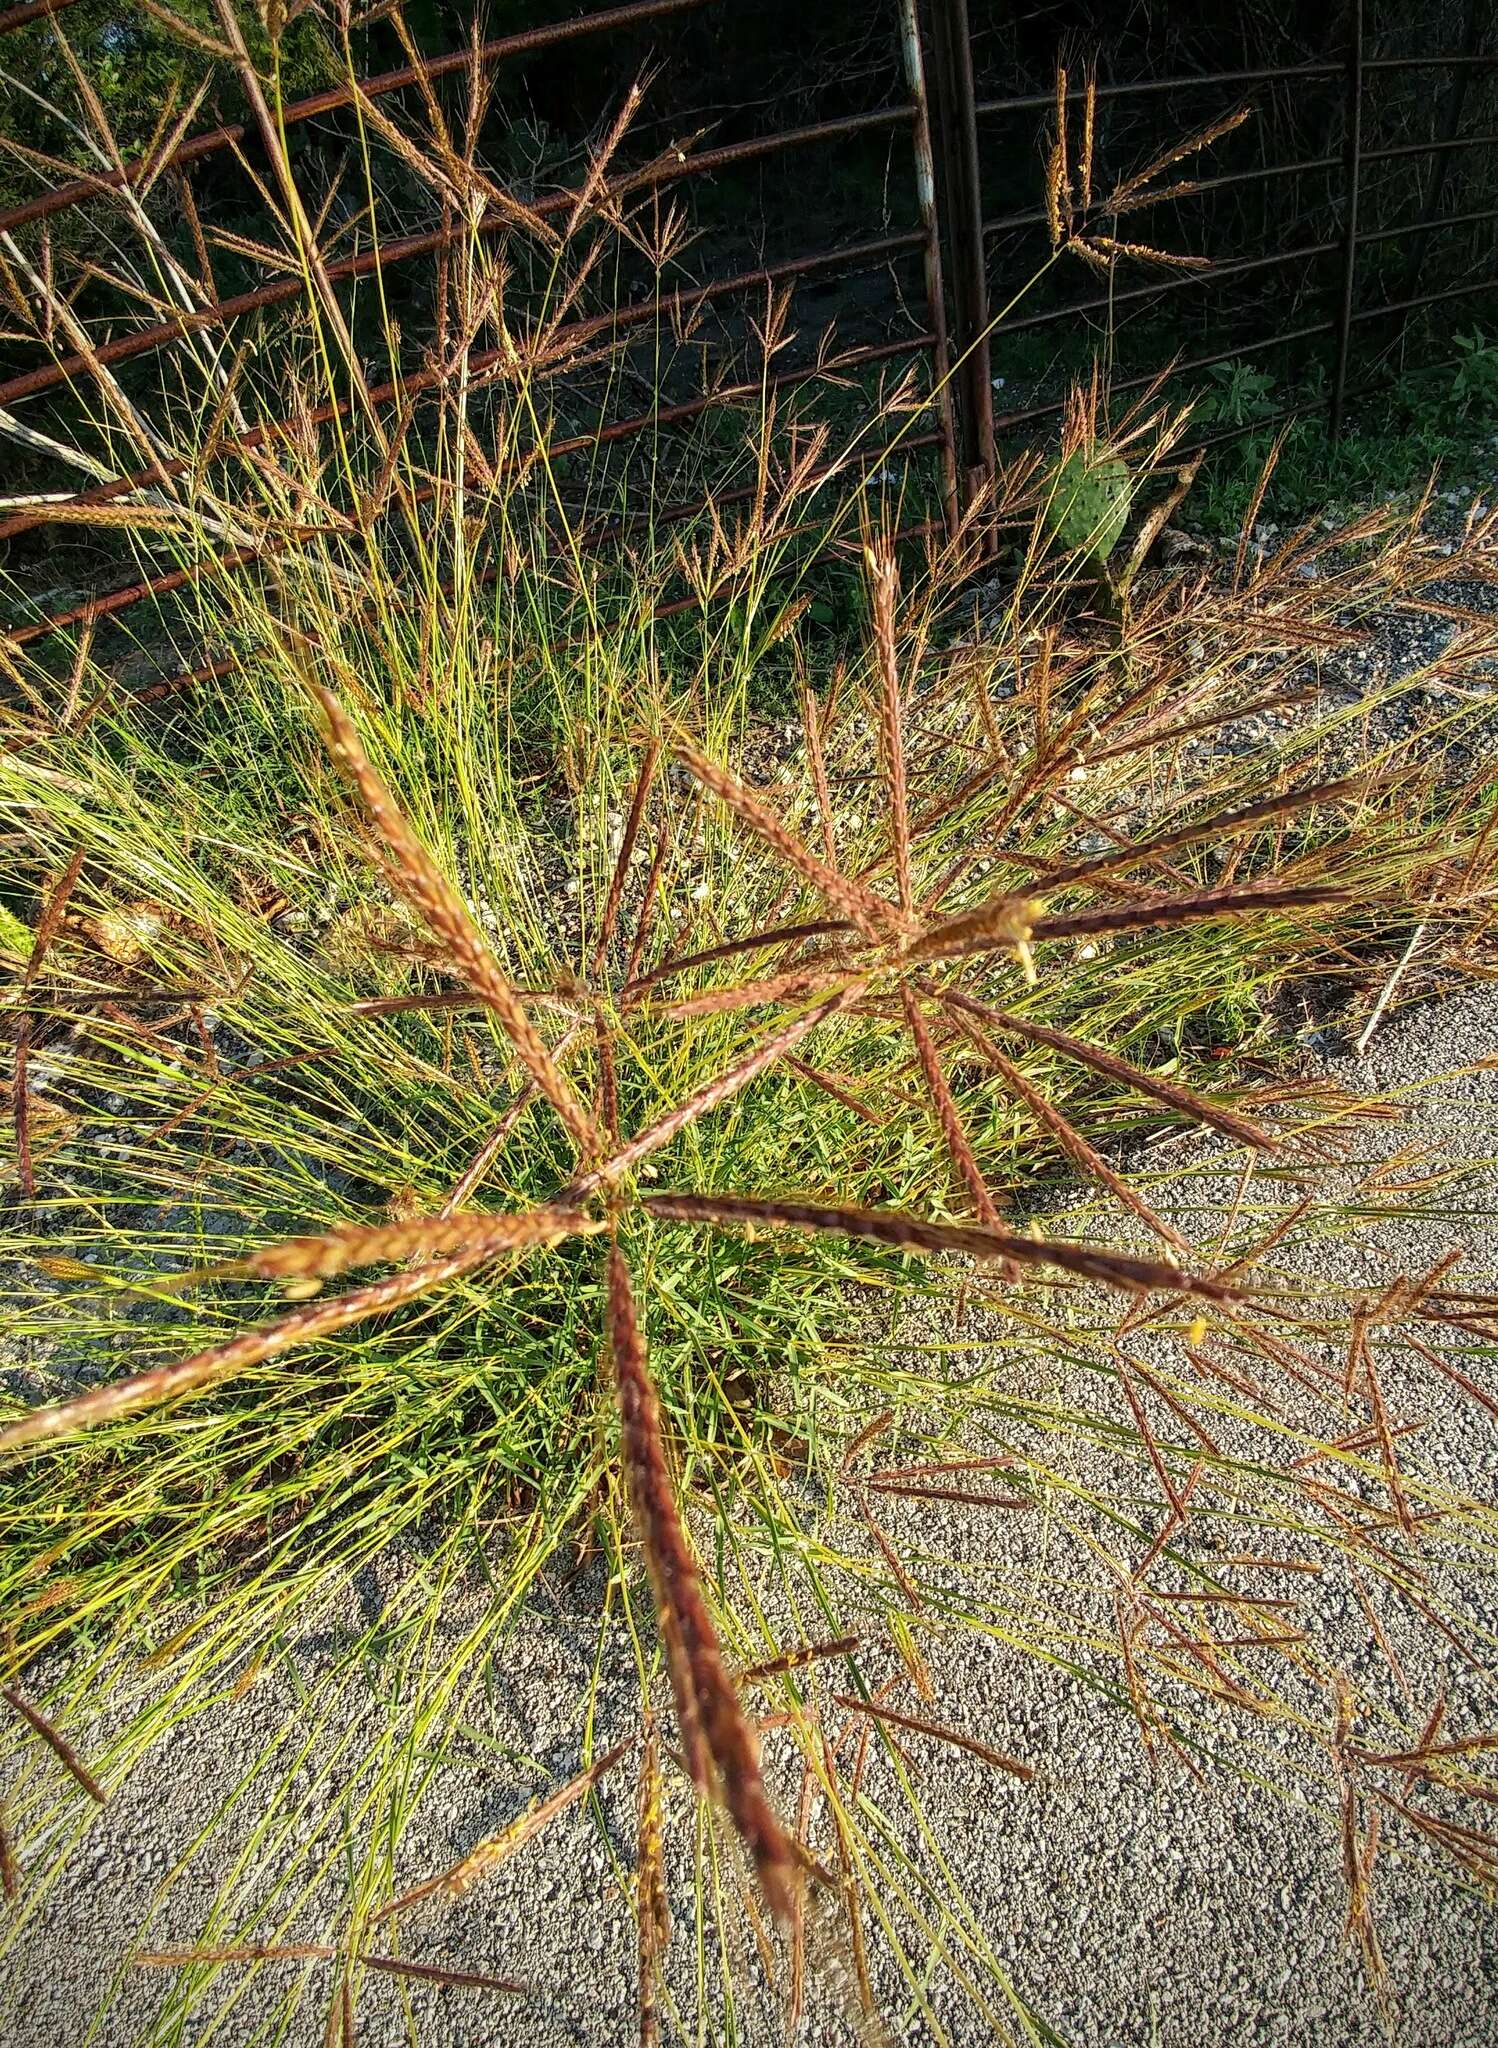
[0, 0, 713, 236]
[3, 1, 1495, 658]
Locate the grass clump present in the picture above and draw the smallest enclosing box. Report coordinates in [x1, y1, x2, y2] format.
[2, 17, 1498, 2045]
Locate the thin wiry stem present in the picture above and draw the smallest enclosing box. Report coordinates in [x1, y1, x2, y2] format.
[900, 985, 1005, 1227]
[623, 919, 850, 1000]
[938, 987, 1273, 1151]
[14, 845, 85, 1199]
[944, 1000, 1188, 1251]
[867, 543, 914, 918]
[1040, 773, 1370, 892]
[593, 738, 660, 975]
[3, 1686, 107, 1803]
[565, 984, 862, 1199]
[830, 1695, 1035, 1780]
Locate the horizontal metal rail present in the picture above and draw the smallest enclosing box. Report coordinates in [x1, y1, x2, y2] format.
[1364, 53, 1498, 71]
[124, 510, 945, 709]
[975, 49, 1498, 119]
[0, 332, 930, 546]
[0, 214, 924, 410]
[0, 0, 79, 32]
[976, 64, 1342, 117]
[0, 0, 713, 236]
[979, 135, 1498, 250]
[1357, 200, 1498, 247]
[983, 153, 1343, 238]
[992, 320, 1335, 434]
[1364, 130, 1498, 166]
[1349, 270, 1498, 326]
[993, 266, 1498, 443]
[4, 332, 938, 639]
[9, 543, 261, 647]
[0, 56, 908, 250]
[579, 428, 942, 544]
[994, 239, 1337, 339]
[14, 431, 936, 651]
[1180, 332, 1498, 458]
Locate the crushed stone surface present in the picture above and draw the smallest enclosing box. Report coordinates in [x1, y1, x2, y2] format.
[2, 987, 1495, 2047]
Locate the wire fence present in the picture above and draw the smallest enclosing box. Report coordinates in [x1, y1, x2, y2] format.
[1, 0, 1494, 659]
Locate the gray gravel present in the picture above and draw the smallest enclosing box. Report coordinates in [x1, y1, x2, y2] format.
[2, 985, 1496, 2048]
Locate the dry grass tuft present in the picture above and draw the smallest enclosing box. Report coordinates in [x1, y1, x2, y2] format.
[1, 24, 1496, 2043]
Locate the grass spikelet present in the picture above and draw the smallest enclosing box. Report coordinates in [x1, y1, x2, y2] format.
[831, 1695, 1036, 1781]
[670, 732, 895, 944]
[0, 1804, 16, 1902]
[625, 817, 671, 984]
[1086, 238, 1213, 271]
[203, 1204, 598, 1285]
[569, 984, 863, 1198]
[944, 1000, 1188, 1250]
[624, 920, 850, 1000]
[311, 684, 600, 1161]
[649, 965, 851, 1022]
[1080, 72, 1096, 211]
[939, 987, 1274, 1150]
[1045, 66, 1072, 249]
[0, 1252, 493, 1454]
[643, 1193, 1236, 1301]
[593, 738, 660, 975]
[905, 890, 1042, 972]
[374, 1740, 631, 1921]
[742, 1636, 862, 1685]
[899, 985, 1004, 1226]
[636, 1716, 669, 2047]
[606, 1243, 799, 1923]
[137, 1943, 525, 1993]
[1105, 106, 1253, 214]
[2, 1686, 108, 1804]
[866, 542, 913, 918]
[596, 1015, 621, 1142]
[783, 1055, 886, 1127]
[1040, 775, 1369, 892]
[1031, 881, 1350, 943]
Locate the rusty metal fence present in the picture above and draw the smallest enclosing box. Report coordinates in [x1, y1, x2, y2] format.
[1, 0, 1495, 664]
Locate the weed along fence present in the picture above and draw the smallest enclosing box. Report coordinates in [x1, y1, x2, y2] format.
[6, 11, 1498, 2042]
[1, 0, 1496, 672]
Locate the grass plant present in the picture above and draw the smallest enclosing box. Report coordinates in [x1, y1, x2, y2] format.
[2, 14, 1498, 2045]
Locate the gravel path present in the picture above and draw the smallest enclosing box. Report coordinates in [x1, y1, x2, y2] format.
[3, 986, 1495, 2048]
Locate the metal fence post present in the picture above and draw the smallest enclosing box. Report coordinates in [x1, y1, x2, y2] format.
[1329, 0, 1364, 442]
[921, 0, 997, 545]
[899, 0, 961, 541]
[1407, 0, 1482, 306]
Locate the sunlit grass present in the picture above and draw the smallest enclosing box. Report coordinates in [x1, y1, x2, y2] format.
[2, 14, 1497, 2045]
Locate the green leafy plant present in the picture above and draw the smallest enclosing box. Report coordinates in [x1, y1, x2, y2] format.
[1043, 444, 1132, 564]
[1450, 327, 1498, 417]
[1191, 358, 1281, 432]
